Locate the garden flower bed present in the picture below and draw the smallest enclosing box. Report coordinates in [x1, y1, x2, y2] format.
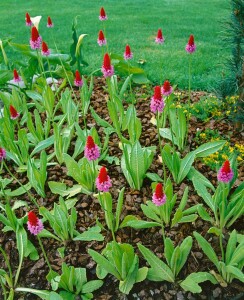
[0, 4, 243, 300]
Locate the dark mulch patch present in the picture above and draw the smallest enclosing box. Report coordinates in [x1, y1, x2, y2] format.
[0, 77, 243, 299]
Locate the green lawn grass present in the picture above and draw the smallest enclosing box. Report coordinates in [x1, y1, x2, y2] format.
[0, 0, 230, 91]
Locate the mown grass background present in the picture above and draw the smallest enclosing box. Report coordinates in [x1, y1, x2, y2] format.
[0, 0, 231, 90]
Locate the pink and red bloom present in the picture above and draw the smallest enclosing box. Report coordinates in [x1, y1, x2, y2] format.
[96, 167, 112, 192]
[0, 148, 6, 161]
[150, 86, 165, 113]
[30, 26, 42, 50]
[13, 69, 21, 83]
[27, 211, 44, 235]
[41, 41, 50, 56]
[97, 30, 107, 46]
[161, 80, 173, 96]
[74, 70, 83, 87]
[47, 16, 53, 28]
[101, 53, 114, 78]
[84, 136, 100, 161]
[152, 183, 166, 206]
[217, 160, 234, 183]
[185, 34, 196, 53]
[99, 7, 107, 20]
[25, 12, 32, 26]
[124, 44, 133, 60]
[155, 29, 164, 44]
[9, 105, 20, 120]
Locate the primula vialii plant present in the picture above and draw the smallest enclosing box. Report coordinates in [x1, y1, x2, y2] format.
[161, 80, 173, 96]
[217, 160, 234, 183]
[99, 7, 107, 21]
[101, 53, 114, 77]
[155, 28, 164, 44]
[74, 70, 83, 87]
[185, 34, 196, 53]
[152, 183, 166, 206]
[41, 41, 50, 56]
[30, 26, 42, 49]
[47, 16, 53, 28]
[27, 211, 44, 235]
[25, 12, 32, 26]
[123, 44, 133, 60]
[96, 166, 112, 192]
[97, 30, 106, 46]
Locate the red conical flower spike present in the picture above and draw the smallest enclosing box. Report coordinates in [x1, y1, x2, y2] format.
[103, 53, 111, 69]
[124, 44, 133, 60]
[151, 86, 164, 113]
[84, 136, 100, 161]
[154, 86, 162, 100]
[222, 160, 231, 173]
[30, 26, 42, 49]
[97, 30, 106, 46]
[47, 16, 53, 28]
[13, 69, 21, 82]
[101, 53, 114, 77]
[217, 160, 234, 183]
[25, 12, 32, 26]
[74, 70, 83, 87]
[152, 183, 166, 206]
[96, 166, 112, 192]
[155, 29, 164, 44]
[99, 30, 105, 41]
[188, 35, 194, 46]
[98, 167, 108, 183]
[86, 136, 95, 149]
[27, 211, 44, 235]
[28, 211, 38, 226]
[99, 7, 107, 20]
[161, 80, 173, 96]
[185, 34, 196, 53]
[155, 183, 163, 198]
[9, 105, 20, 120]
[41, 41, 50, 56]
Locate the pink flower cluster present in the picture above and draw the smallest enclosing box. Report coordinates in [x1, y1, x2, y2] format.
[0, 147, 6, 161]
[217, 160, 234, 183]
[99, 7, 108, 21]
[101, 53, 114, 78]
[124, 44, 133, 60]
[97, 30, 107, 46]
[150, 86, 165, 113]
[185, 35, 196, 53]
[155, 29, 164, 44]
[96, 167, 112, 192]
[84, 136, 100, 161]
[74, 70, 83, 87]
[27, 211, 44, 235]
[42, 41, 50, 56]
[30, 26, 42, 50]
[152, 183, 166, 206]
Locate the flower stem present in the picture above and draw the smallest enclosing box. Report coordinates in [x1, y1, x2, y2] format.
[37, 235, 53, 273]
[219, 231, 225, 262]
[184, 54, 192, 148]
[156, 112, 166, 185]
